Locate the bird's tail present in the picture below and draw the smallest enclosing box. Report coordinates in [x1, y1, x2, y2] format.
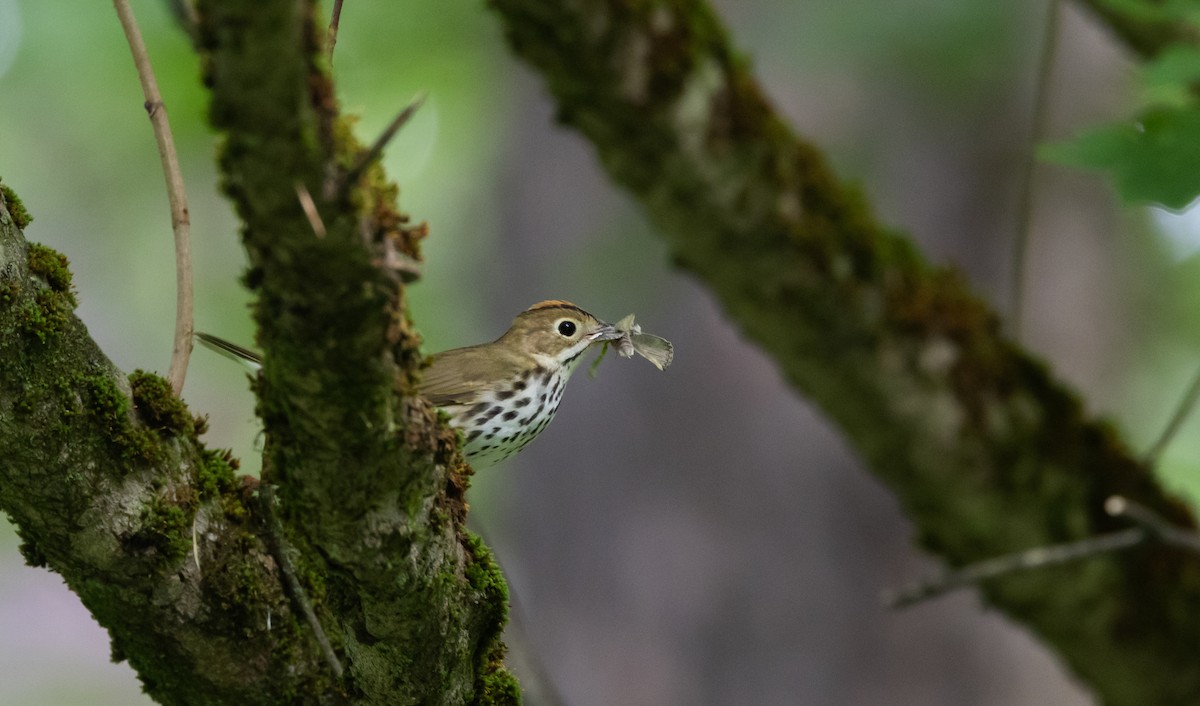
[195, 332, 263, 370]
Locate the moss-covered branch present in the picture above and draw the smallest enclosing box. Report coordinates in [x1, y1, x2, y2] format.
[486, 1, 1200, 703]
[0, 183, 327, 703]
[195, 0, 514, 702]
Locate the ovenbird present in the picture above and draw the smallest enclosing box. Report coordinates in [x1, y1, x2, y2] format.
[197, 300, 622, 468]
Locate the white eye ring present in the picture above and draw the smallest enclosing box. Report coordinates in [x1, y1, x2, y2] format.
[555, 319, 579, 337]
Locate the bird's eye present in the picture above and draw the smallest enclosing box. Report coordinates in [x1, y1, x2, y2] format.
[557, 320, 577, 337]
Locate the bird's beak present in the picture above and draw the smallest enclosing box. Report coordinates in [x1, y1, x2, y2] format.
[588, 323, 623, 343]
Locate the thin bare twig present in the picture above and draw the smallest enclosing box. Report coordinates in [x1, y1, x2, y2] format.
[1106, 496, 1200, 554]
[326, 92, 426, 200]
[1009, 0, 1061, 340]
[260, 485, 344, 679]
[295, 183, 327, 238]
[885, 494, 1200, 608]
[883, 527, 1145, 609]
[1143, 361, 1200, 466]
[113, 0, 194, 395]
[191, 511, 202, 574]
[328, 0, 346, 61]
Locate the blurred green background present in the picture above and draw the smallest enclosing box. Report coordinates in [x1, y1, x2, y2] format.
[2, 1, 1197, 704]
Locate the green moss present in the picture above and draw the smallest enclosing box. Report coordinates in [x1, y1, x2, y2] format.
[197, 530, 307, 686]
[213, 537, 271, 612]
[14, 395, 33, 415]
[72, 577, 198, 700]
[0, 181, 32, 229]
[17, 289, 75, 342]
[474, 664, 521, 706]
[196, 446, 239, 500]
[219, 489, 251, 522]
[82, 371, 255, 528]
[16, 527, 47, 568]
[292, 545, 328, 606]
[57, 365, 252, 524]
[0, 281, 18, 306]
[27, 243, 74, 295]
[192, 430, 251, 523]
[130, 370, 194, 435]
[14, 244, 78, 342]
[79, 372, 164, 466]
[462, 533, 508, 607]
[80, 371, 129, 419]
[90, 372, 247, 506]
[462, 532, 517, 704]
[131, 499, 192, 564]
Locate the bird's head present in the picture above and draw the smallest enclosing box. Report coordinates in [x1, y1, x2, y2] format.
[500, 300, 620, 371]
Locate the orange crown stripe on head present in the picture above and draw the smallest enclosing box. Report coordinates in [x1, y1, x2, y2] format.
[524, 300, 586, 315]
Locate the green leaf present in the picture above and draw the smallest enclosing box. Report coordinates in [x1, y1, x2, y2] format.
[1040, 106, 1200, 210]
[1142, 45, 1200, 108]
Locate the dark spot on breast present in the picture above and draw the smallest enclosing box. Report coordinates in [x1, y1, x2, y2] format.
[469, 402, 489, 415]
[539, 393, 547, 403]
[466, 429, 482, 442]
[496, 389, 516, 400]
[514, 397, 531, 408]
[502, 410, 518, 421]
[514, 380, 527, 390]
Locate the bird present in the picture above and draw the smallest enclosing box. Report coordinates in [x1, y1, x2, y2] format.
[197, 300, 622, 468]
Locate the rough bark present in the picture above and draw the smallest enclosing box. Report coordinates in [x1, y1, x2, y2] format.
[0, 0, 516, 702]
[486, 1, 1200, 704]
[0, 186, 321, 701]
[195, 0, 514, 702]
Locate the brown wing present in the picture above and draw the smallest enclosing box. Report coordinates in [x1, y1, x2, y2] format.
[418, 345, 527, 407]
